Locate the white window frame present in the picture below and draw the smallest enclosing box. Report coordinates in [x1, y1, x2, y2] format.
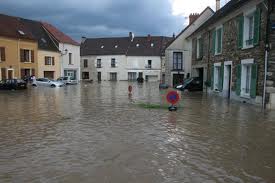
[196, 36, 202, 59]
[241, 59, 254, 98]
[69, 53, 73, 65]
[215, 26, 223, 55]
[214, 62, 221, 91]
[242, 7, 256, 49]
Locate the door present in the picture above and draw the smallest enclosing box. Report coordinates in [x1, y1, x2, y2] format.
[138, 72, 143, 78]
[173, 74, 184, 86]
[7, 70, 13, 79]
[224, 65, 232, 99]
[98, 72, 101, 81]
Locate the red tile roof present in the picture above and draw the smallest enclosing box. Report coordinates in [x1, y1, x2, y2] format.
[42, 22, 79, 46]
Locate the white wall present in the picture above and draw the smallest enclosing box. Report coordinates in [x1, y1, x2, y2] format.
[59, 43, 81, 80]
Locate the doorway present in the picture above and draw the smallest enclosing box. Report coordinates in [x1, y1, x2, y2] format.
[172, 74, 184, 86]
[97, 72, 101, 81]
[224, 64, 232, 99]
[7, 69, 14, 79]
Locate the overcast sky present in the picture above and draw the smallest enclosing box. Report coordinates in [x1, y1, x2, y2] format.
[0, 0, 229, 40]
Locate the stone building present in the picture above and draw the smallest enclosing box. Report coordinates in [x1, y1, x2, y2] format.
[189, 0, 275, 109]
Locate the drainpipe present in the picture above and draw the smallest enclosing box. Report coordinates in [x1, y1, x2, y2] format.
[207, 29, 211, 93]
[263, 0, 272, 109]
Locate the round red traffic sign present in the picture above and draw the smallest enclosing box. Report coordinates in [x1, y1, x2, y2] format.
[128, 85, 132, 93]
[166, 91, 180, 105]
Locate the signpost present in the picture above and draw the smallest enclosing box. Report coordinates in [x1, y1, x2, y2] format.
[166, 91, 180, 111]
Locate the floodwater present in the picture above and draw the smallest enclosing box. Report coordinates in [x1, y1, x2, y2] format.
[0, 82, 274, 183]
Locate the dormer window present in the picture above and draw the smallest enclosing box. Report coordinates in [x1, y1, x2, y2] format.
[136, 44, 140, 47]
[41, 38, 46, 43]
[18, 30, 25, 35]
[101, 45, 104, 49]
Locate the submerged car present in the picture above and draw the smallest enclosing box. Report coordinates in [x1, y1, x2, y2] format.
[0, 79, 27, 90]
[57, 77, 78, 85]
[32, 78, 64, 87]
[176, 77, 203, 91]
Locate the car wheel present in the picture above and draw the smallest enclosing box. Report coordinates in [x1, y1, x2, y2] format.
[51, 84, 56, 88]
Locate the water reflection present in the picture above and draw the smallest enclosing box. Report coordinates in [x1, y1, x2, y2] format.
[0, 82, 274, 183]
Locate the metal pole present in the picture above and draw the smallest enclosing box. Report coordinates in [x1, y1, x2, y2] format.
[263, 48, 268, 109]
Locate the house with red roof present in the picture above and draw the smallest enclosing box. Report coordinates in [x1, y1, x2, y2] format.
[42, 22, 80, 81]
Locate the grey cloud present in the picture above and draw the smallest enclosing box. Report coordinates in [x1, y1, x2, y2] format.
[0, 0, 185, 40]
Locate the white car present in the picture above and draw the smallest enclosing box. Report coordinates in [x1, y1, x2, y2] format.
[32, 78, 65, 87]
[57, 77, 78, 85]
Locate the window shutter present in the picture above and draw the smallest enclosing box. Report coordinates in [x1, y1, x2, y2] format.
[44, 57, 47, 65]
[253, 8, 261, 46]
[212, 30, 216, 54]
[1, 68, 6, 80]
[238, 16, 244, 49]
[217, 28, 222, 53]
[31, 69, 35, 76]
[1, 47, 5, 61]
[236, 64, 242, 96]
[52, 57, 55, 65]
[31, 50, 34, 63]
[20, 49, 24, 62]
[250, 64, 257, 98]
[219, 63, 224, 91]
[211, 65, 214, 90]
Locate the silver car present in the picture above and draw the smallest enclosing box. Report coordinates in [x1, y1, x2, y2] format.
[57, 77, 78, 85]
[32, 78, 64, 87]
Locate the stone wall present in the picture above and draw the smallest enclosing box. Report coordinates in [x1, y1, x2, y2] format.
[192, 2, 268, 97]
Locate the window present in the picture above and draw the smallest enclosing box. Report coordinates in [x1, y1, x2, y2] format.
[238, 8, 260, 49]
[45, 56, 55, 65]
[196, 37, 203, 59]
[84, 59, 88, 68]
[20, 49, 33, 62]
[147, 60, 152, 69]
[0, 47, 5, 62]
[97, 59, 102, 68]
[111, 58, 116, 67]
[110, 72, 117, 81]
[212, 27, 223, 55]
[214, 66, 222, 91]
[173, 52, 183, 70]
[241, 64, 253, 96]
[69, 53, 72, 65]
[82, 72, 89, 79]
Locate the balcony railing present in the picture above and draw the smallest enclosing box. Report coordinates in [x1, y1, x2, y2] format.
[96, 65, 102, 68]
[145, 65, 152, 69]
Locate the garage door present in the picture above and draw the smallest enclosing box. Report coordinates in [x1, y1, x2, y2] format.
[44, 71, 54, 79]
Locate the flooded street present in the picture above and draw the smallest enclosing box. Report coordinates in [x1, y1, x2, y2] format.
[0, 82, 274, 183]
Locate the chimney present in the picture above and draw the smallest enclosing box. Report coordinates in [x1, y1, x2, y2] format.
[129, 32, 135, 42]
[81, 36, 86, 44]
[216, 0, 221, 11]
[189, 13, 200, 25]
[147, 34, 151, 42]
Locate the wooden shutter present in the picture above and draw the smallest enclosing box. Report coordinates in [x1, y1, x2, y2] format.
[20, 49, 24, 62]
[236, 64, 242, 96]
[199, 38, 203, 59]
[31, 69, 35, 76]
[211, 65, 214, 90]
[212, 30, 216, 55]
[1, 68, 6, 80]
[52, 57, 55, 65]
[253, 8, 261, 46]
[217, 28, 222, 53]
[31, 50, 34, 63]
[250, 64, 257, 98]
[219, 63, 224, 91]
[0, 47, 5, 61]
[44, 57, 47, 65]
[238, 16, 244, 49]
